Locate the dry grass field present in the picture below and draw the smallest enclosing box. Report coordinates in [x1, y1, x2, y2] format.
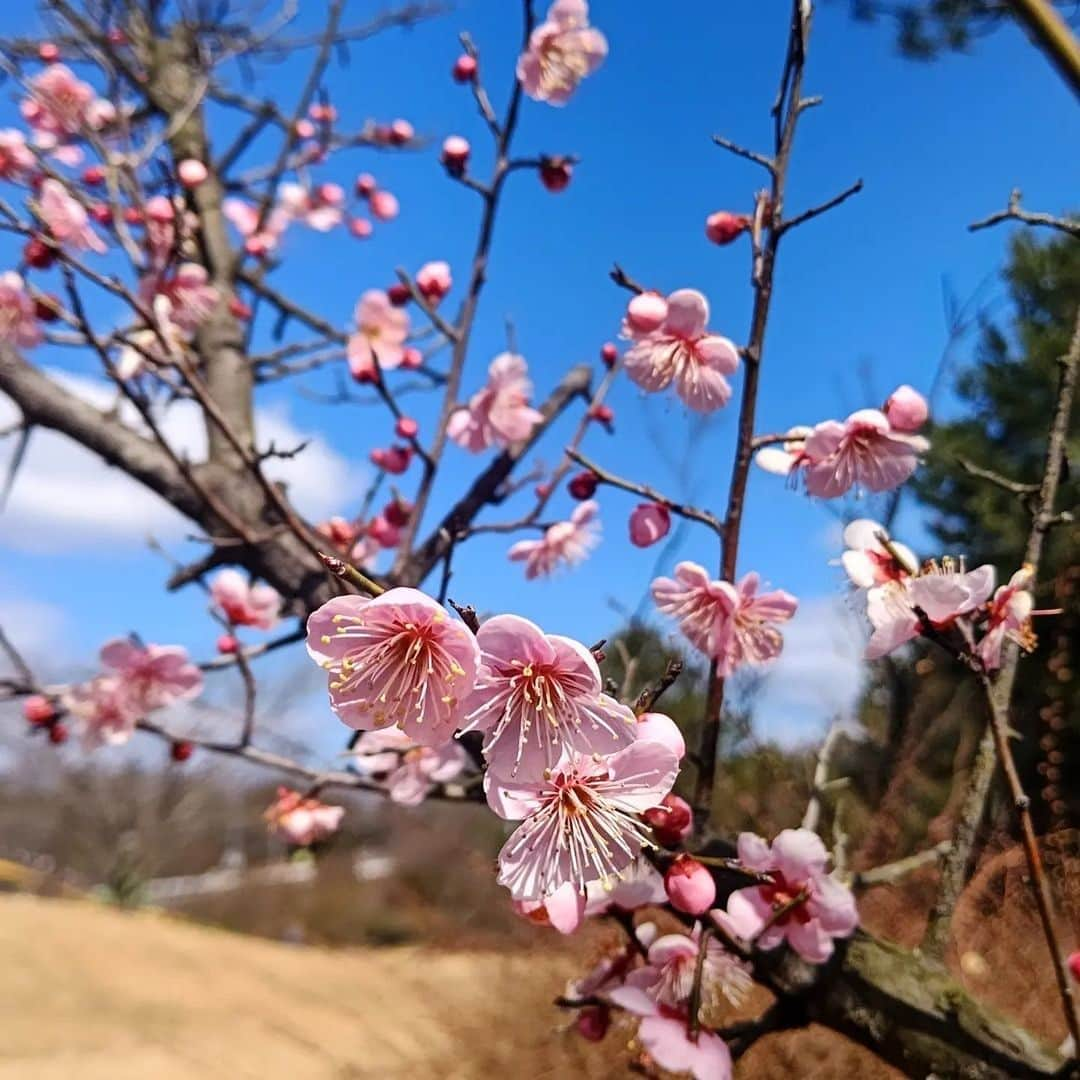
[1, 893, 903, 1079]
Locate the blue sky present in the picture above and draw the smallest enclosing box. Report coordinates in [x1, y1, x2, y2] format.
[0, 1, 1076, 746]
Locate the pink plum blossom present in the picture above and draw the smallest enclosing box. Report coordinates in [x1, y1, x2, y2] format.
[37, 179, 106, 253]
[485, 740, 678, 900]
[369, 190, 399, 222]
[507, 500, 600, 579]
[461, 612, 638, 778]
[0, 129, 36, 180]
[623, 289, 740, 412]
[0, 273, 43, 349]
[62, 676, 139, 748]
[144, 263, 219, 334]
[21, 64, 108, 153]
[99, 638, 203, 712]
[623, 922, 752, 1011]
[884, 384, 929, 432]
[864, 562, 995, 659]
[652, 562, 797, 677]
[607, 984, 734, 1080]
[223, 197, 291, 254]
[264, 787, 344, 847]
[712, 829, 859, 963]
[840, 518, 917, 588]
[802, 409, 929, 497]
[350, 727, 468, 805]
[516, 0, 608, 105]
[210, 568, 282, 630]
[306, 589, 481, 746]
[976, 566, 1036, 672]
[347, 289, 410, 378]
[447, 352, 543, 451]
[629, 502, 671, 548]
[276, 181, 344, 231]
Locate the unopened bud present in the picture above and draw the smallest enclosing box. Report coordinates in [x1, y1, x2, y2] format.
[665, 854, 716, 915]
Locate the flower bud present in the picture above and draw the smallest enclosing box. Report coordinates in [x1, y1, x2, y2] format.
[367, 513, 402, 549]
[90, 204, 111, 225]
[643, 793, 693, 846]
[106, 28, 128, 46]
[383, 498, 412, 528]
[349, 217, 373, 239]
[308, 103, 337, 124]
[23, 236, 54, 269]
[589, 403, 614, 425]
[355, 173, 377, 198]
[1069, 951, 1080, 983]
[705, 210, 750, 245]
[388, 119, 414, 145]
[229, 296, 252, 320]
[123, 206, 143, 225]
[626, 292, 668, 334]
[38, 42, 60, 64]
[387, 283, 411, 306]
[171, 740, 194, 763]
[534, 483, 551, 500]
[416, 260, 452, 303]
[400, 347, 423, 370]
[600, 342, 617, 367]
[216, 634, 239, 654]
[82, 165, 105, 187]
[539, 156, 572, 193]
[568, 470, 598, 500]
[370, 445, 413, 475]
[178, 158, 208, 188]
[33, 294, 61, 322]
[294, 118, 316, 140]
[48, 722, 68, 745]
[884, 384, 929, 432]
[576, 1005, 610, 1042]
[395, 415, 419, 439]
[22, 694, 55, 726]
[369, 190, 399, 222]
[629, 502, 671, 548]
[441, 135, 471, 175]
[452, 54, 478, 83]
[664, 854, 716, 915]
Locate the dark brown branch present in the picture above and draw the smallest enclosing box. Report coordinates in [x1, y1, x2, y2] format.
[778, 178, 864, 233]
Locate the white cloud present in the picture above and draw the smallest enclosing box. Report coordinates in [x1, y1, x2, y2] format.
[753, 594, 867, 745]
[0, 370, 366, 550]
[0, 591, 69, 664]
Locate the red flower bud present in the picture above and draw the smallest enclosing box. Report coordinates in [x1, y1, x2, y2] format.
[106, 28, 128, 46]
[588, 403, 614, 425]
[23, 236, 54, 269]
[89, 204, 112, 225]
[387, 282, 411, 307]
[1069, 951, 1080, 983]
[388, 119, 414, 145]
[171, 740, 194, 763]
[643, 794, 693, 847]
[441, 136, 470, 176]
[568, 470, 598, 500]
[576, 1005, 610, 1042]
[354, 173, 377, 198]
[600, 342, 617, 367]
[383, 498, 412, 528]
[705, 210, 750, 246]
[82, 165, 105, 187]
[664, 854, 716, 915]
[38, 42, 60, 64]
[23, 694, 55, 726]
[452, 55, 478, 83]
[228, 296, 252, 320]
[539, 157, 572, 193]
[34, 294, 61, 322]
[216, 634, 239, 654]
[123, 206, 143, 226]
[349, 217, 373, 240]
[48, 722, 68, 745]
[534, 483, 551, 500]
